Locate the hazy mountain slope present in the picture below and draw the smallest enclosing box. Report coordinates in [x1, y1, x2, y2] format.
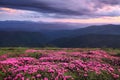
[70, 24, 120, 36]
[0, 21, 85, 31]
[0, 31, 47, 47]
[1, 23, 120, 47]
[44, 24, 120, 40]
[51, 34, 120, 48]
[45, 24, 120, 43]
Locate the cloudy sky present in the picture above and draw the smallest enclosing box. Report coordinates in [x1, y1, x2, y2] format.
[0, 0, 120, 24]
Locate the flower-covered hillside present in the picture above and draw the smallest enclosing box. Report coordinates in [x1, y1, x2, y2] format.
[0, 48, 120, 80]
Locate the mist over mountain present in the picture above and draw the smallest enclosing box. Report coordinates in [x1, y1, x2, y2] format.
[0, 21, 90, 31]
[72, 24, 120, 35]
[0, 21, 120, 48]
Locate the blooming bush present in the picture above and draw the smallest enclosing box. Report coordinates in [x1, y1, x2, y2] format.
[0, 48, 120, 80]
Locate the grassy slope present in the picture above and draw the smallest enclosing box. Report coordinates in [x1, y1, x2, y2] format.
[0, 47, 120, 80]
[0, 47, 120, 56]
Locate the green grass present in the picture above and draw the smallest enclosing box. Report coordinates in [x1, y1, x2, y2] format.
[101, 48, 120, 56]
[0, 47, 28, 56]
[0, 47, 120, 57]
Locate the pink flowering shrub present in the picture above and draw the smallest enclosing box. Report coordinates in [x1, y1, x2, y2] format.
[0, 48, 120, 80]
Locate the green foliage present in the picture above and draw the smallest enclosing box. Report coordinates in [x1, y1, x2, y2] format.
[101, 48, 120, 56]
[0, 71, 5, 80]
[0, 47, 27, 53]
[27, 52, 43, 59]
[64, 71, 80, 80]
[42, 47, 61, 50]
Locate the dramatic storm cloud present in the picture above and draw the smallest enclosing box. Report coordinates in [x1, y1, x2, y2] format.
[0, 0, 120, 24]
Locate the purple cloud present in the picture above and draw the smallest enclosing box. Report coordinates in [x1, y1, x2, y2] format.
[0, 0, 120, 18]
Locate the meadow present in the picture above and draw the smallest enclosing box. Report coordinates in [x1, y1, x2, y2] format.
[0, 47, 120, 80]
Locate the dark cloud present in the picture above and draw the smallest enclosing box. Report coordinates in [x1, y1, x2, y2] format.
[0, 0, 120, 17]
[0, 0, 89, 15]
[99, 0, 120, 5]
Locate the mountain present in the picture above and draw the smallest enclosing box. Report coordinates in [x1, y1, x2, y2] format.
[44, 24, 120, 42]
[71, 24, 120, 36]
[43, 24, 120, 40]
[49, 24, 120, 48]
[0, 21, 87, 31]
[0, 31, 47, 47]
[0, 21, 120, 48]
[51, 34, 120, 48]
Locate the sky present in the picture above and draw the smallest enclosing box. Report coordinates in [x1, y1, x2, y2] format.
[0, 0, 120, 25]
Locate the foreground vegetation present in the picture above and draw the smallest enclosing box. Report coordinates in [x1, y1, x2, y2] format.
[0, 47, 120, 80]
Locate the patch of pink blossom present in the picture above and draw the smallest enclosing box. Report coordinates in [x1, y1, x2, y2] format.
[0, 49, 120, 80]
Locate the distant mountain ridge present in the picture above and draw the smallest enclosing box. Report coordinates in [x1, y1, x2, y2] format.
[70, 24, 120, 36]
[0, 21, 120, 48]
[49, 24, 120, 48]
[0, 21, 87, 31]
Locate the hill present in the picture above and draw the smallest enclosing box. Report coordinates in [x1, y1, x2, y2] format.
[0, 22, 120, 47]
[51, 34, 120, 48]
[0, 31, 46, 47]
